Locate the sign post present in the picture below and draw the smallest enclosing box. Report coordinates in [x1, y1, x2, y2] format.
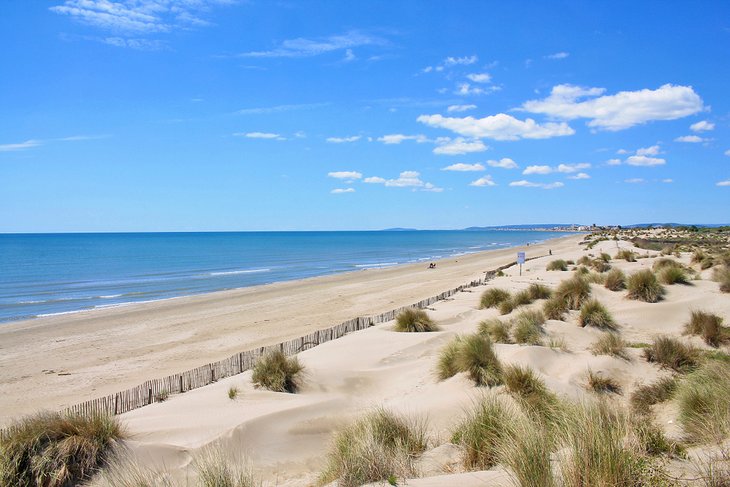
[517, 251, 526, 276]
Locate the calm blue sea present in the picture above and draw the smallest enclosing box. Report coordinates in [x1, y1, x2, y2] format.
[0, 231, 569, 323]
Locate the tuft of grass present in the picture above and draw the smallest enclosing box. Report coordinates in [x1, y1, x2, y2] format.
[585, 272, 606, 284]
[676, 361, 730, 443]
[251, 350, 304, 393]
[629, 376, 677, 413]
[658, 266, 690, 285]
[512, 309, 546, 345]
[478, 318, 511, 344]
[591, 332, 628, 359]
[547, 259, 568, 271]
[578, 299, 617, 330]
[591, 259, 611, 273]
[451, 394, 515, 470]
[555, 275, 591, 310]
[631, 418, 684, 457]
[0, 411, 125, 487]
[155, 390, 169, 402]
[615, 249, 637, 262]
[603, 268, 626, 291]
[502, 364, 562, 425]
[586, 370, 622, 394]
[712, 266, 730, 293]
[95, 455, 176, 487]
[700, 257, 715, 270]
[692, 249, 708, 265]
[643, 336, 699, 373]
[394, 308, 439, 332]
[652, 257, 682, 272]
[512, 289, 534, 307]
[498, 298, 516, 315]
[319, 408, 427, 487]
[479, 288, 511, 309]
[600, 252, 612, 262]
[527, 283, 552, 300]
[574, 265, 590, 275]
[228, 386, 239, 400]
[436, 336, 463, 381]
[498, 415, 556, 487]
[543, 297, 568, 321]
[684, 310, 729, 347]
[455, 334, 504, 387]
[195, 447, 259, 487]
[577, 256, 592, 266]
[626, 270, 666, 303]
[548, 335, 570, 352]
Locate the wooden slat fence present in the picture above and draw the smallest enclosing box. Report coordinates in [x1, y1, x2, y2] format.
[59, 256, 541, 417]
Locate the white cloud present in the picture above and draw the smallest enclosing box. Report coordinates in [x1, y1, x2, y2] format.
[487, 158, 518, 169]
[662, 179, 673, 183]
[422, 182, 444, 192]
[331, 188, 355, 194]
[442, 163, 485, 171]
[466, 73, 491, 83]
[606, 158, 622, 166]
[326, 135, 361, 143]
[417, 113, 574, 141]
[568, 172, 591, 180]
[625, 155, 666, 166]
[636, 145, 660, 156]
[237, 132, 285, 140]
[456, 83, 486, 96]
[470, 176, 497, 187]
[377, 134, 429, 144]
[239, 30, 386, 58]
[433, 138, 488, 155]
[546, 51, 569, 59]
[236, 102, 330, 115]
[717, 180, 730, 187]
[0, 139, 43, 152]
[364, 171, 442, 192]
[675, 135, 705, 143]
[625, 178, 645, 183]
[522, 84, 704, 131]
[328, 171, 362, 180]
[363, 176, 386, 184]
[343, 48, 355, 62]
[557, 163, 591, 173]
[725, 150, 730, 157]
[523, 165, 552, 175]
[102, 37, 164, 50]
[444, 55, 478, 66]
[447, 104, 477, 113]
[509, 180, 564, 189]
[690, 120, 714, 132]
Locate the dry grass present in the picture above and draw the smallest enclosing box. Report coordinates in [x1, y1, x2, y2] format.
[527, 283, 552, 300]
[591, 259, 611, 273]
[512, 289, 534, 307]
[555, 275, 591, 310]
[195, 447, 260, 487]
[629, 376, 678, 413]
[498, 414, 556, 487]
[547, 259, 568, 271]
[436, 336, 463, 380]
[478, 318, 511, 343]
[586, 370, 622, 394]
[615, 249, 637, 262]
[626, 270, 666, 303]
[684, 310, 729, 347]
[543, 297, 568, 320]
[498, 298, 516, 315]
[320, 408, 427, 487]
[512, 309, 546, 345]
[643, 336, 700, 373]
[95, 454, 176, 487]
[437, 334, 503, 387]
[479, 288, 511, 309]
[502, 364, 562, 425]
[591, 332, 629, 360]
[578, 299, 617, 330]
[251, 350, 304, 393]
[0, 411, 125, 487]
[451, 394, 515, 470]
[712, 266, 730, 293]
[604, 268, 626, 291]
[577, 256, 592, 266]
[676, 361, 730, 443]
[394, 308, 439, 332]
[658, 266, 690, 285]
[600, 252, 612, 262]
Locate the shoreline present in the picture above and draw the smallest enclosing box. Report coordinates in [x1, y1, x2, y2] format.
[0, 234, 580, 425]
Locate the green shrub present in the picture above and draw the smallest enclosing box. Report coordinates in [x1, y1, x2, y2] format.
[555, 276, 591, 310]
[626, 270, 666, 303]
[586, 370, 622, 394]
[320, 408, 427, 486]
[603, 268, 626, 291]
[684, 310, 728, 347]
[479, 288, 511, 309]
[0, 412, 125, 487]
[512, 310, 546, 345]
[658, 266, 690, 285]
[527, 283, 552, 300]
[676, 361, 730, 443]
[451, 394, 515, 470]
[547, 259, 568, 271]
[615, 249, 636, 262]
[543, 297, 568, 321]
[591, 332, 628, 359]
[643, 336, 699, 373]
[394, 308, 439, 332]
[629, 377, 677, 413]
[578, 299, 617, 330]
[455, 334, 504, 387]
[478, 318, 511, 344]
[251, 350, 304, 393]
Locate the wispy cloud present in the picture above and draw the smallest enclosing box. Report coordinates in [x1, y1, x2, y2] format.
[568, 172, 591, 180]
[0, 139, 43, 152]
[546, 51, 569, 59]
[466, 73, 491, 83]
[487, 158, 518, 169]
[235, 132, 285, 140]
[442, 163, 485, 171]
[469, 176, 497, 187]
[625, 178, 645, 184]
[509, 180, 564, 189]
[236, 102, 330, 115]
[328, 171, 362, 180]
[717, 179, 730, 187]
[433, 137, 488, 155]
[331, 188, 355, 194]
[377, 134, 429, 144]
[0, 135, 104, 152]
[363, 171, 443, 192]
[326, 135, 361, 143]
[447, 104, 476, 113]
[690, 120, 714, 132]
[675, 135, 706, 143]
[239, 30, 386, 58]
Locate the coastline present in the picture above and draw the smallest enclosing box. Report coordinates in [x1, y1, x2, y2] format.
[0, 233, 580, 425]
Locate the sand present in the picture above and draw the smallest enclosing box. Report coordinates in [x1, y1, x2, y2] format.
[0, 234, 578, 426]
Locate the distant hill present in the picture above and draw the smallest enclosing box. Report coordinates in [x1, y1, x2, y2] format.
[463, 224, 578, 231]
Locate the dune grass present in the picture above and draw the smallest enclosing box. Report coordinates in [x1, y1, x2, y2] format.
[195, 447, 259, 487]
[512, 289, 534, 307]
[498, 298, 516, 315]
[479, 288, 511, 309]
[684, 310, 729, 347]
[320, 408, 427, 487]
[577, 256, 592, 266]
[394, 308, 439, 332]
[543, 296, 568, 321]
[712, 266, 730, 293]
[451, 394, 515, 470]
[498, 415, 556, 487]
[512, 309, 546, 345]
[691, 249, 708, 265]
[629, 376, 678, 413]
[578, 299, 617, 330]
[585, 370, 622, 394]
[436, 336, 463, 381]
[95, 454, 175, 487]
[658, 266, 690, 285]
[591, 259, 611, 273]
[0, 411, 125, 487]
[251, 350, 304, 393]
[615, 249, 637, 262]
[478, 318, 511, 344]
[502, 364, 562, 425]
[437, 334, 503, 387]
[228, 386, 239, 400]
[547, 259, 568, 271]
[591, 332, 628, 360]
[603, 268, 626, 291]
[554, 275, 591, 310]
[527, 283, 552, 300]
[643, 336, 700, 373]
[675, 361, 730, 443]
[600, 252, 612, 262]
[626, 270, 666, 303]
[652, 257, 683, 272]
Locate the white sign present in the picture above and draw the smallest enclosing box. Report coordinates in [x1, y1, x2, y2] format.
[517, 252, 526, 264]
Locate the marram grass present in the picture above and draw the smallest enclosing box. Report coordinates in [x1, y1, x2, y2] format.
[394, 308, 439, 332]
[251, 350, 304, 393]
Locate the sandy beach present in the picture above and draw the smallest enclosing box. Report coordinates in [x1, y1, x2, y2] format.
[0, 234, 578, 426]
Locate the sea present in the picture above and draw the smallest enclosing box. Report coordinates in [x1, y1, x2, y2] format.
[0, 231, 570, 323]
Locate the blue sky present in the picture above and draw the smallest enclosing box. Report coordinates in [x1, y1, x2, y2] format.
[1, 1, 729, 232]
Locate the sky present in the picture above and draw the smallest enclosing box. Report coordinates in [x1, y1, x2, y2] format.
[1, 1, 729, 232]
